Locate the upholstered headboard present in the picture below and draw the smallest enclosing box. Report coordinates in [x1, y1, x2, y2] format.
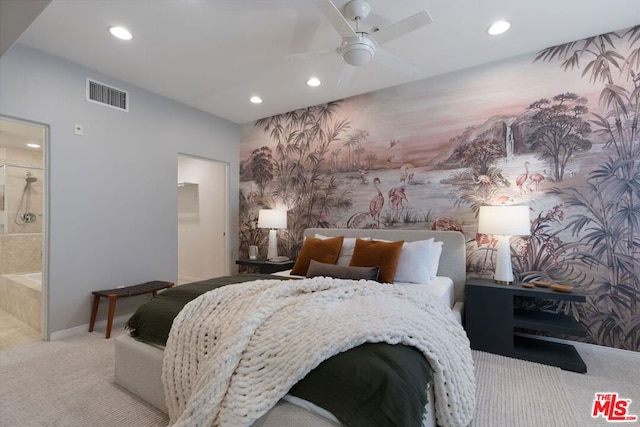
[303, 228, 467, 303]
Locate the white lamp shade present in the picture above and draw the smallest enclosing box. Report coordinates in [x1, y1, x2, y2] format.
[257, 209, 287, 229]
[478, 205, 530, 236]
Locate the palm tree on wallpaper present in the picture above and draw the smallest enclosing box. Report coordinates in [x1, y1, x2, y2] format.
[365, 152, 378, 170]
[343, 133, 357, 169]
[343, 129, 370, 171]
[253, 102, 352, 257]
[512, 205, 586, 284]
[353, 146, 366, 169]
[536, 26, 640, 350]
[331, 148, 342, 171]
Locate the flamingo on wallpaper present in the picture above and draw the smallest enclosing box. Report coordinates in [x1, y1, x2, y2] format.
[472, 175, 492, 186]
[370, 177, 384, 228]
[388, 187, 408, 221]
[516, 161, 530, 194]
[529, 172, 545, 191]
[472, 174, 492, 195]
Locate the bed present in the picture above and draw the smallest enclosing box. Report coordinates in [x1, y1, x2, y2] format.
[114, 228, 473, 426]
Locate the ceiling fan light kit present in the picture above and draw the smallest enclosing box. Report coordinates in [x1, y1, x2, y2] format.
[303, 0, 432, 87]
[340, 35, 376, 66]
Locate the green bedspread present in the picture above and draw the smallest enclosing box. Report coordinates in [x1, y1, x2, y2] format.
[126, 274, 288, 346]
[126, 275, 433, 427]
[290, 342, 433, 427]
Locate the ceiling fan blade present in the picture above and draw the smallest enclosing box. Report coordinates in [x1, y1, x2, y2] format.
[284, 48, 335, 63]
[366, 12, 392, 30]
[337, 64, 357, 88]
[318, 1, 356, 39]
[374, 48, 418, 75]
[373, 11, 432, 46]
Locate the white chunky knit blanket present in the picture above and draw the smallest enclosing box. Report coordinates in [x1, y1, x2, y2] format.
[162, 277, 476, 427]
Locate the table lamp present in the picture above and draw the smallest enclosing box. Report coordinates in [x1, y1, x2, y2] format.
[257, 209, 287, 260]
[478, 205, 530, 284]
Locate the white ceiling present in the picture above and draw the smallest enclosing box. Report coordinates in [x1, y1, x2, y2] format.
[0, 118, 45, 152]
[11, 0, 640, 125]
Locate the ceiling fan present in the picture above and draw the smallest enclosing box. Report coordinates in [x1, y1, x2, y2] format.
[290, 0, 433, 87]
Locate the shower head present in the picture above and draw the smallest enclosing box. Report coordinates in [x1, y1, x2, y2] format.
[25, 172, 37, 183]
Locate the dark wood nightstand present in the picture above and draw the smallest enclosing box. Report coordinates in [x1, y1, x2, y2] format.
[465, 278, 587, 373]
[236, 258, 294, 274]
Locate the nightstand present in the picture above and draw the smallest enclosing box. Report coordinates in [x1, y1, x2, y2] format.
[235, 258, 294, 274]
[465, 278, 587, 373]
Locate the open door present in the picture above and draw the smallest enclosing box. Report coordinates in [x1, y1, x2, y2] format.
[0, 115, 48, 345]
[177, 154, 229, 285]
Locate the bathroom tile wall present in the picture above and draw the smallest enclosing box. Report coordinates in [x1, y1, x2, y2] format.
[0, 274, 41, 331]
[0, 145, 43, 273]
[0, 233, 42, 274]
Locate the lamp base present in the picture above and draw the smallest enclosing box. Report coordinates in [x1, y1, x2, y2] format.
[493, 235, 515, 284]
[267, 229, 278, 260]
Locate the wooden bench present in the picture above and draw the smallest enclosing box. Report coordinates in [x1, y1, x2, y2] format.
[89, 280, 174, 338]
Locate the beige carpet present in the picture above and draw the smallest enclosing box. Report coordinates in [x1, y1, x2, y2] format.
[471, 350, 579, 427]
[1, 330, 638, 426]
[560, 345, 640, 427]
[0, 331, 167, 427]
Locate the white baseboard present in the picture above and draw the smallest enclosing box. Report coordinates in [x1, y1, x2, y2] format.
[49, 313, 132, 341]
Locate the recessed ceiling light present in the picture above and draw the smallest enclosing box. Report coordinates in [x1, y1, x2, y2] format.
[250, 96, 263, 104]
[306, 77, 321, 87]
[26, 143, 40, 148]
[109, 26, 133, 40]
[487, 20, 511, 35]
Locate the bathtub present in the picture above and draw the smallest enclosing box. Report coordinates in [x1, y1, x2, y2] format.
[0, 271, 42, 331]
[19, 272, 42, 287]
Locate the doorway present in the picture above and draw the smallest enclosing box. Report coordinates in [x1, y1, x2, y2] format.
[0, 116, 48, 348]
[177, 154, 229, 285]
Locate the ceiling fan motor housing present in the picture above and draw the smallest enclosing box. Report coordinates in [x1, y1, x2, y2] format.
[344, 0, 371, 21]
[340, 34, 376, 66]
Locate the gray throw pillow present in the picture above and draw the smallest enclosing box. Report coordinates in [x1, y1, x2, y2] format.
[306, 259, 380, 281]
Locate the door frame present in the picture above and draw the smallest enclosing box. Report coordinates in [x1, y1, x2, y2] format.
[177, 153, 230, 282]
[0, 114, 50, 340]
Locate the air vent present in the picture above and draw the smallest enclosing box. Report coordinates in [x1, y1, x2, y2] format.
[86, 78, 129, 111]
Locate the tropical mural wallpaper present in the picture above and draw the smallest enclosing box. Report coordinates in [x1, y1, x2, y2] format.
[239, 26, 640, 352]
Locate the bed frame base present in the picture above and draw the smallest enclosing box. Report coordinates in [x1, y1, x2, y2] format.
[115, 334, 167, 412]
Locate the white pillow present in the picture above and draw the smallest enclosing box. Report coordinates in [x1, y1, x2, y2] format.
[429, 240, 443, 279]
[394, 238, 434, 284]
[314, 234, 371, 266]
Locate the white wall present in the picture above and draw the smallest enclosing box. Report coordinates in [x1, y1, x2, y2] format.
[0, 44, 240, 337]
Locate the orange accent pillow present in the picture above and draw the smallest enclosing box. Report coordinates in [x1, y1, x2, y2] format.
[349, 238, 404, 283]
[290, 236, 344, 276]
